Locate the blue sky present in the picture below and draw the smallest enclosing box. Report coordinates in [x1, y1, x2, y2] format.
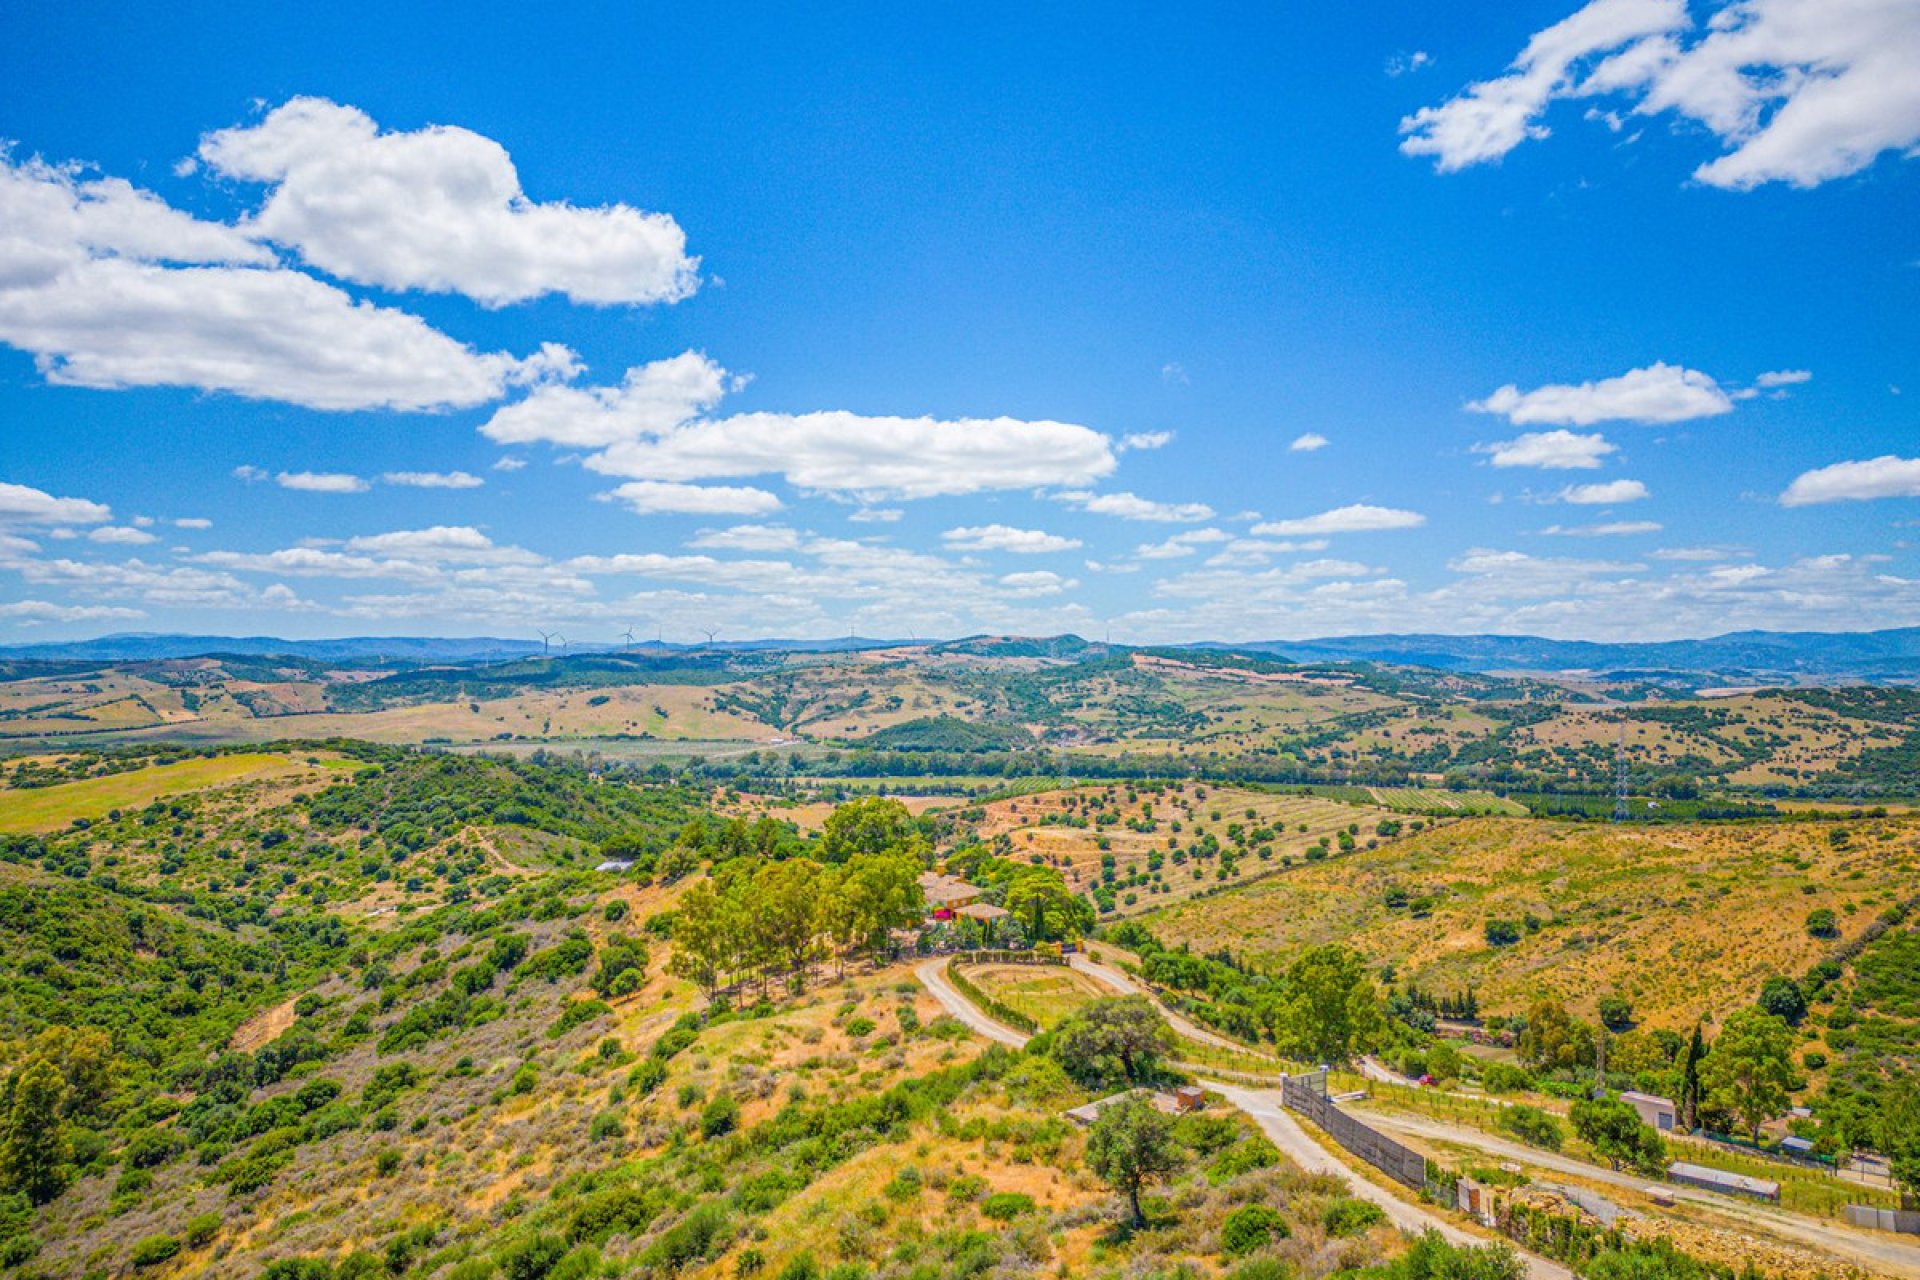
[3, 0, 1917, 644]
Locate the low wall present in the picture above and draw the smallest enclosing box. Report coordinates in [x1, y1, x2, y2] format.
[1845, 1205, 1920, 1235]
[1280, 1074, 1428, 1188]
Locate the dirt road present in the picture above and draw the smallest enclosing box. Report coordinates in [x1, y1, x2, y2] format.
[913, 957, 1029, 1047]
[1072, 950, 1278, 1059]
[1204, 1081, 1573, 1280]
[1355, 1106, 1920, 1279]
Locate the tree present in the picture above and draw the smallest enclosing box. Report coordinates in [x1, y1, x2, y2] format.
[1700, 1009, 1795, 1142]
[1003, 868, 1091, 942]
[667, 881, 728, 995]
[1517, 998, 1594, 1073]
[753, 858, 825, 985]
[820, 797, 922, 863]
[1570, 1097, 1665, 1173]
[1805, 908, 1838, 938]
[1757, 976, 1808, 1026]
[1880, 1075, 1920, 1206]
[1597, 995, 1634, 1031]
[1052, 997, 1172, 1085]
[0, 1057, 71, 1204]
[1083, 1098, 1181, 1227]
[1272, 946, 1383, 1065]
[1677, 1023, 1705, 1131]
[835, 851, 924, 960]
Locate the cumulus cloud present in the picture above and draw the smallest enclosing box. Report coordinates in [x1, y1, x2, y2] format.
[1054, 490, 1215, 522]
[1401, 0, 1920, 190]
[1120, 431, 1174, 451]
[87, 525, 158, 544]
[343, 527, 541, 564]
[1289, 432, 1330, 452]
[998, 570, 1077, 597]
[0, 150, 574, 412]
[486, 352, 1116, 501]
[1469, 362, 1733, 426]
[1134, 529, 1232, 560]
[942, 524, 1083, 554]
[1542, 519, 1664, 535]
[605, 480, 783, 515]
[1781, 455, 1920, 506]
[0, 599, 145, 623]
[0, 480, 111, 525]
[1252, 504, 1427, 536]
[199, 97, 699, 306]
[381, 471, 484, 489]
[276, 471, 369, 493]
[480, 351, 728, 448]
[1477, 429, 1617, 469]
[174, 517, 212, 529]
[1755, 369, 1813, 387]
[686, 524, 802, 552]
[1556, 478, 1650, 504]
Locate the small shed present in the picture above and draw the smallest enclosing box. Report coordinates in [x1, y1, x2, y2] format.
[1667, 1161, 1780, 1202]
[1172, 1085, 1206, 1113]
[1621, 1090, 1677, 1131]
[1780, 1136, 1816, 1158]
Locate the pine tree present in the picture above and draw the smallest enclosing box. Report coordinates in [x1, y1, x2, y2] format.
[1, 1058, 71, 1205]
[1678, 1023, 1705, 1132]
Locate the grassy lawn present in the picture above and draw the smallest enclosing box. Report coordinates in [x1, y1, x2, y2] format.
[960, 963, 1108, 1029]
[0, 753, 310, 833]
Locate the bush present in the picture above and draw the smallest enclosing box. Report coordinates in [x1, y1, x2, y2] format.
[628, 1058, 668, 1096]
[981, 1192, 1035, 1220]
[1209, 1137, 1281, 1180]
[1321, 1197, 1385, 1237]
[1221, 1204, 1289, 1254]
[1597, 996, 1633, 1030]
[1225, 1262, 1293, 1280]
[1802, 1050, 1827, 1070]
[1806, 908, 1838, 938]
[130, 1236, 181, 1268]
[843, 1016, 877, 1037]
[1498, 1105, 1564, 1151]
[1479, 1062, 1532, 1094]
[701, 1094, 740, 1139]
[184, 1212, 221, 1248]
[1484, 919, 1522, 947]
[589, 1110, 625, 1142]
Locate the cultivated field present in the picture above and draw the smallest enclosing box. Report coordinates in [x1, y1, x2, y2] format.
[1139, 815, 1920, 1028]
[0, 752, 328, 833]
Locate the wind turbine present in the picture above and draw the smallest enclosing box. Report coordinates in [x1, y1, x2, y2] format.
[701, 628, 718, 650]
[537, 629, 556, 656]
[621, 626, 637, 653]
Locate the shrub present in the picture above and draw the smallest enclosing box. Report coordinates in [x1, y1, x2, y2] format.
[701, 1094, 740, 1139]
[1479, 1062, 1532, 1094]
[1221, 1204, 1289, 1254]
[1225, 1261, 1293, 1280]
[1597, 996, 1633, 1030]
[981, 1192, 1035, 1220]
[499, 1235, 568, 1280]
[628, 1059, 668, 1096]
[1484, 919, 1522, 947]
[1806, 908, 1838, 938]
[843, 1016, 877, 1037]
[1802, 1050, 1827, 1070]
[1209, 1137, 1281, 1180]
[1499, 1105, 1564, 1151]
[589, 1111, 625, 1142]
[1321, 1197, 1384, 1237]
[375, 1149, 403, 1176]
[184, 1212, 221, 1248]
[130, 1236, 181, 1268]
[775, 1255, 820, 1280]
[639, 1202, 730, 1273]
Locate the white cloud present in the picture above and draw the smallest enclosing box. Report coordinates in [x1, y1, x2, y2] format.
[1477, 429, 1617, 469]
[486, 352, 1116, 501]
[1755, 368, 1812, 387]
[1289, 432, 1330, 452]
[0, 480, 111, 525]
[1252, 504, 1427, 536]
[592, 411, 1115, 501]
[87, 525, 158, 545]
[848, 508, 903, 524]
[686, 524, 802, 552]
[491, 456, 528, 472]
[343, 527, 540, 564]
[1134, 529, 1233, 560]
[1542, 519, 1664, 535]
[1781, 455, 1920, 506]
[174, 517, 212, 529]
[1387, 50, 1435, 76]
[1160, 362, 1189, 385]
[1120, 431, 1174, 451]
[605, 480, 783, 515]
[0, 599, 145, 623]
[998, 570, 1077, 597]
[942, 524, 1083, 554]
[1469, 362, 1732, 426]
[381, 470, 484, 489]
[276, 471, 369, 493]
[1402, 0, 1920, 190]
[0, 148, 574, 412]
[1054, 490, 1215, 523]
[480, 351, 728, 448]
[199, 97, 699, 306]
[1556, 478, 1650, 504]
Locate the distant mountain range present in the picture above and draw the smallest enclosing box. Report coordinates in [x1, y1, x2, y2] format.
[7, 627, 1920, 680]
